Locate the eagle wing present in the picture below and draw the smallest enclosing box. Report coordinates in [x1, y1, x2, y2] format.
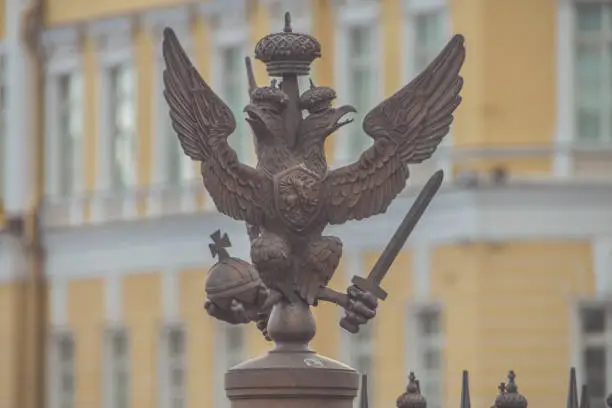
[162, 28, 271, 224]
[324, 34, 465, 225]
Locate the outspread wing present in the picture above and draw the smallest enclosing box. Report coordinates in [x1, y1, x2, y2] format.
[324, 34, 465, 225]
[162, 28, 271, 224]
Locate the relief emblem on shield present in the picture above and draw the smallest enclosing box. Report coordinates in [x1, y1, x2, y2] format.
[273, 165, 323, 232]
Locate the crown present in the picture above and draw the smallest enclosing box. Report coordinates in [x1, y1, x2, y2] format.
[299, 80, 336, 113]
[251, 82, 289, 111]
[254, 12, 322, 76]
[397, 373, 427, 408]
[494, 371, 527, 408]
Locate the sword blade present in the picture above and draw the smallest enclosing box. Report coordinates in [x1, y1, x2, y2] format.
[364, 170, 444, 286]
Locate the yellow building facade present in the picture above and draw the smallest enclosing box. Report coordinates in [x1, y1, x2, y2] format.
[1, 1, 612, 408]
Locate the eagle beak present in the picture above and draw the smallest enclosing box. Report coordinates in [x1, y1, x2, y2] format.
[331, 105, 357, 131]
[244, 104, 265, 126]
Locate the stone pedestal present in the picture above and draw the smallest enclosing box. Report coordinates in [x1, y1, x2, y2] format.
[225, 300, 359, 408]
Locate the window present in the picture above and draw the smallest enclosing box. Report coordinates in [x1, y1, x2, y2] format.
[161, 326, 186, 408]
[154, 26, 193, 186]
[164, 112, 194, 185]
[335, 1, 381, 163]
[349, 324, 374, 408]
[574, 1, 612, 143]
[56, 72, 83, 197]
[413, 10, 446, 72]
[50, 332, 75, 408]
[403, 0, 451, 183]
[413, 307, 443, 408]
[104, 329, 130, 408]
[578, 304, 612, 408]
[108, 63, 137, 190]
[218, 44, 249, 161]
[345, 24, 377, 160]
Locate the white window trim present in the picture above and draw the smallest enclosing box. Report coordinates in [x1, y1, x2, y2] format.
[158, 323, 187, 408]
[402, 0, 453, 179]
[200, 1, 253, 165]
[144, 6, 197, 217]
[41, 26, 85, 225]
[47, 328, 75, 408]
[333, 0, 384, 165]
[89, 17, 138, 222]
[570, 299, 612, 400]
[405, 301, 444, 408]
[102, 325, 130, 408]
[593, 237, 612, 295]
[554, 0, 612, 177]
[556, 0, 578, 177]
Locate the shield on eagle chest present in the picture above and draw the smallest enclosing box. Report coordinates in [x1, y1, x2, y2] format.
[273, 165, 324, 232]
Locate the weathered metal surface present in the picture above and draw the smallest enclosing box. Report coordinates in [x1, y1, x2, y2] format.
[162, 9, 465, 408]
[162, 9, 464, 342]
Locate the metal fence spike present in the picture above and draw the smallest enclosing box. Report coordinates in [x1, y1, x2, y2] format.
[567, 367, 579, 408]
[460, 370, 471, 408]
[360, 374, 369, 408]
[579, 384, 590, 408]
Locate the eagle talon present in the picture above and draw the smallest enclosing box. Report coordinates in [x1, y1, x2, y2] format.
[342, 284, 378, 330]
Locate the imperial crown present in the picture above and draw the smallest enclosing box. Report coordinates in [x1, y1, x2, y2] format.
[299, 81, 337, 113]
[254, 12, 321, 76]
[251, 85, 289, 111]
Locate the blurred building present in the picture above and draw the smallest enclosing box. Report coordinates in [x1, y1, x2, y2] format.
[0, 0, 612, 408]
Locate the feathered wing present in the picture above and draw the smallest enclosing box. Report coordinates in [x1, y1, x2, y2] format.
[324, 34, 465, 225]
[162, 28, 271, 224]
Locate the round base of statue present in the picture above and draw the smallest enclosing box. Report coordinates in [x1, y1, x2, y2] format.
[225, 301, 359, 408]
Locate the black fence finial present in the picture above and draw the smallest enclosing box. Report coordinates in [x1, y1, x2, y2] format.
[460, 370, 471, 408]
[579, 384, 590, 408]
[567, 367, 579, 408]
[360, 374, 369, 408]
[494, 371, 527, 408]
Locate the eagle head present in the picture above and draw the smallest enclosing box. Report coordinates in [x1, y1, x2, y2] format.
[298, 82, 356, 142]
[244, 85, 288, 143]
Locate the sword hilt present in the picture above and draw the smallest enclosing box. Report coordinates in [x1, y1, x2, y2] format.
[351, 275, 388, 300]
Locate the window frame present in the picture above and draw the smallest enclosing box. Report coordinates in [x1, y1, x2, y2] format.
[405, 301, 444, 408]
[402, 0, 453, 182]
[145, 7, 197, 216]
[102, 326, 131, 408]
[555, 0, 612, 176]
[90, 17, 138, 221]
[573, 300, 612, 408]
[48, 329, 76, 408]
[159, 323, 187, 408]
[206, 2, 252, 165]
[41, 27, 85, 224]
[333, 0, 384, 165]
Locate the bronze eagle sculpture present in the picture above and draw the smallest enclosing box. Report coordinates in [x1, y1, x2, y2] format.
[162, 23, 465, 336]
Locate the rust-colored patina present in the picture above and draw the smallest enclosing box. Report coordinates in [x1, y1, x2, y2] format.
[162, 11, 465, 408]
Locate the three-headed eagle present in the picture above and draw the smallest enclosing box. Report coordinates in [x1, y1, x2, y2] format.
[162, 27, 465, 308]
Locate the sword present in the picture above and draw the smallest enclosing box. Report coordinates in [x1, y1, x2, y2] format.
[339, 170, 444, 332]
[349, 170, 444, 300]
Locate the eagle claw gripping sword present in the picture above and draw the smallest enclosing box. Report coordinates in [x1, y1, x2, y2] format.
[338, 170, 444, 333]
